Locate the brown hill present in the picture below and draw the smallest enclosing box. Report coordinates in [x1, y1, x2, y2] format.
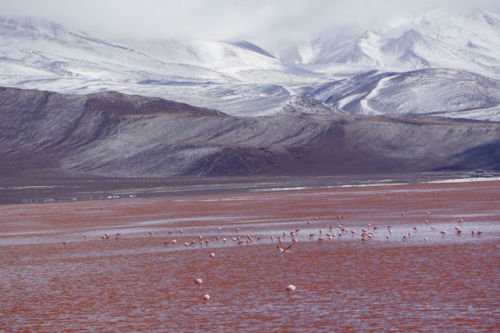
[1, 86, 499, 179]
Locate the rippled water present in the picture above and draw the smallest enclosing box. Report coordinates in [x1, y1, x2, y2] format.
[1, 181, 499, 331]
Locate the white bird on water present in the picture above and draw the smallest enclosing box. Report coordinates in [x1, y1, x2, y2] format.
[286, 284, 296, 292]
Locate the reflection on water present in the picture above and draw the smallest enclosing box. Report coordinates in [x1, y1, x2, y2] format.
[1, 180, 499, 331]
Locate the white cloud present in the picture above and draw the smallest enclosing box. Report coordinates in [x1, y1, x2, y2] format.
[1, 0, 499, 52]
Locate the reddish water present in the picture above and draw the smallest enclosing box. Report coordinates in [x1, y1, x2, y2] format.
[1, 180, 499, 331]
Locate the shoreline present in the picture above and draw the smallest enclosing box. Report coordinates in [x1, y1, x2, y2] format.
[1, 171, 498, 205]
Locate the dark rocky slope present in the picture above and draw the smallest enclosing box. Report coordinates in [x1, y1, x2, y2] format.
[1, 86, 499, 178]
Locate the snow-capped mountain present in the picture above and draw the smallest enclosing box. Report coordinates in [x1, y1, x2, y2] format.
[0, 16, 302, 84]
[0, 16, 235, 84]
[0, 10, 499, 120]
[289, 9, 500, 78]
[309, 68, 500, 121]
[0, 16, 326, 116]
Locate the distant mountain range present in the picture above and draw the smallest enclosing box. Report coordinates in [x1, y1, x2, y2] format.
[285, 9, 500, 75]
[1, 9, 500, 121]
[0, 10, 500, 180]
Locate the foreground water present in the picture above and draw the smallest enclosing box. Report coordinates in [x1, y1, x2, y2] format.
[1, 180, 499, 331]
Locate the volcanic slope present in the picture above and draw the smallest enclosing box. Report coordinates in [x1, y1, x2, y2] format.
[1, 87, 499, 179]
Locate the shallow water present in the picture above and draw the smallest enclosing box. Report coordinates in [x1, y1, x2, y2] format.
[0, 180, 499, 331]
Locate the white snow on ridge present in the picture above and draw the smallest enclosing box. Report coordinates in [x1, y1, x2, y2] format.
[337, 93, 364, 109]
[358, 74, 397, 115]
[295, 9, 500, 78]
[308, 68, 500, 119]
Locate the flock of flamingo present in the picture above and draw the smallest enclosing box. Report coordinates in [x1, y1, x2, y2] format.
[64, 211, 483, 301]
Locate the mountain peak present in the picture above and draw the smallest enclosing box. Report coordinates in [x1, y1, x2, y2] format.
[300, 9, 500, 76]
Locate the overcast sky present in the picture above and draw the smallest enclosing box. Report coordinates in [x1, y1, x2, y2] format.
[1, 0, 499, 51]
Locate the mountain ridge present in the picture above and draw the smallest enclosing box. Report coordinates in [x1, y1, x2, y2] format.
[1, 87, 498, 179]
